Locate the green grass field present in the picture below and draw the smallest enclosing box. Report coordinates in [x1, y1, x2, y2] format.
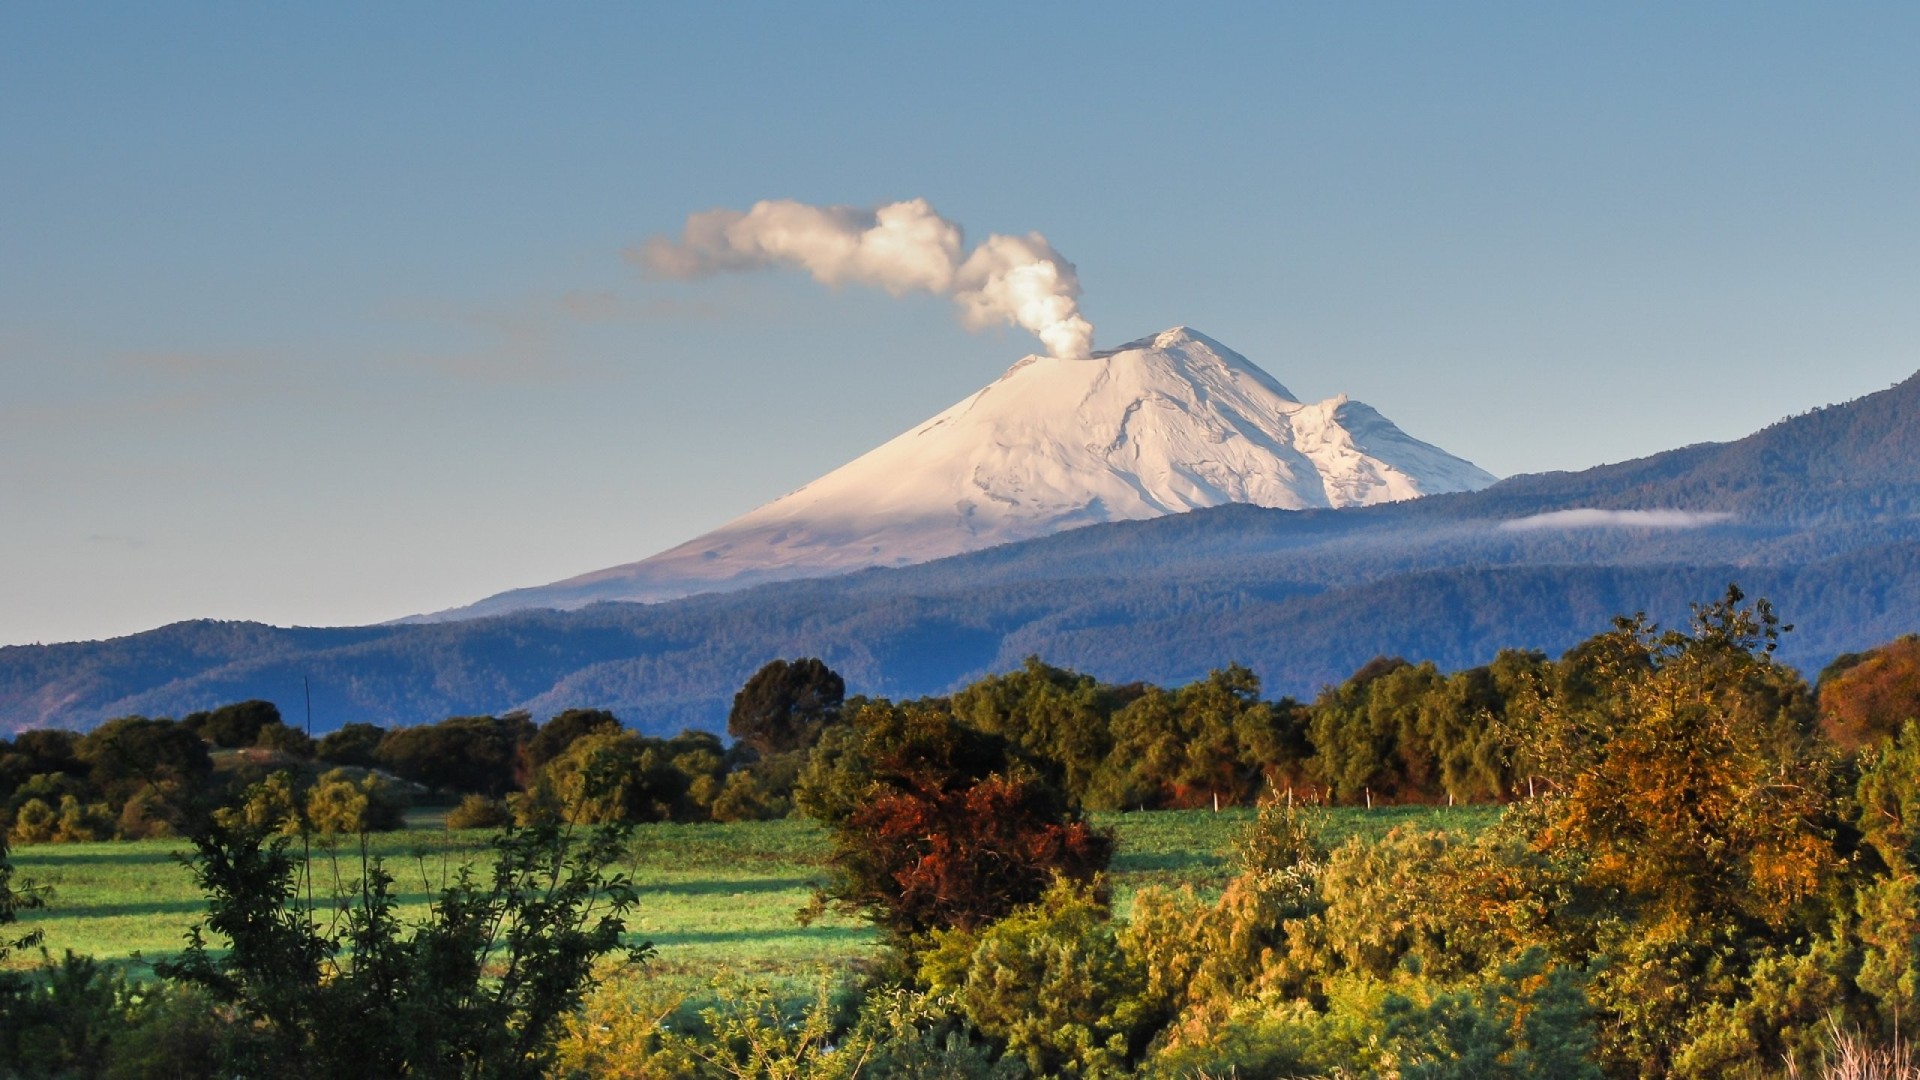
[7, 805, 1499, 988]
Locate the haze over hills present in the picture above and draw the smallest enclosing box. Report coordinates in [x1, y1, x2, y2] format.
[4, 366, 1920, 735]
[438, 328, 1495, 619]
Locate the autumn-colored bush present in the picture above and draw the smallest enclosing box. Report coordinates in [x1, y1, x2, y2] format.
[1820, 635, 1920, 751]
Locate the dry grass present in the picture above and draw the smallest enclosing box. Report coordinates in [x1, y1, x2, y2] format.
[1788, 1018, 1920, 1080]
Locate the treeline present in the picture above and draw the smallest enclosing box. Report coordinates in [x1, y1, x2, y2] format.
[11, 620, 1920, 844]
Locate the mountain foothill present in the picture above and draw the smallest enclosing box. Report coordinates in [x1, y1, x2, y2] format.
[5, 329, 1920, 736]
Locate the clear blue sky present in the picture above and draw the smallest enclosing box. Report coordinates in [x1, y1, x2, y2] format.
[4, 3, 1918, 645]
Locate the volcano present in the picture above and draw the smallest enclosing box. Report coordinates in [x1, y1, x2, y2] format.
[439, 327, 1495, 618]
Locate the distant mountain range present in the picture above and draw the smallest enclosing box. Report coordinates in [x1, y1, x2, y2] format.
[5, 361, 1920, 735]
[436, 327, 1493, 619]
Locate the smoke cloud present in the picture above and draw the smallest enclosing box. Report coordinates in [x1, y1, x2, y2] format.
[635, 198, 1096, 359]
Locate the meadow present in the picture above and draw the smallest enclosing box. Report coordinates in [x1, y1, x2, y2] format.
[6, 804, 1497, 989]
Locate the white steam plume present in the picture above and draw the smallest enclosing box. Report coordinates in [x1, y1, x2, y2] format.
[636, 198, 1096, 359]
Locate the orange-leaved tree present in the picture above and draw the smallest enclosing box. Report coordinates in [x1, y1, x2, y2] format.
[1509, 585, 1838, 931]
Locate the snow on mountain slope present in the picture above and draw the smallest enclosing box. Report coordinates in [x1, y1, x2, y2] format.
[440, 328, 1496, 618]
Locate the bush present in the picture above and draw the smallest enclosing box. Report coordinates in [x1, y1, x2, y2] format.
[921, 878, 1150, 1078]
[214, 771, 305, 836]
[157, 817, 649, 1079]
[1380, 948, 1602, 1080]
[304, 769, 405, 836]
[555, 971, 1004, 1080]
[445, 793, 514, 830]
[253, 721, 316, 758]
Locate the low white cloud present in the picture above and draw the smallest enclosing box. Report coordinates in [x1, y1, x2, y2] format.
[1500, 508, 1736, 532]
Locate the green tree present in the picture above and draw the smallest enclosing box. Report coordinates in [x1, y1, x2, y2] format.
[254, 720, 317, 757]
[951, 657, 1132, 808]
[921, 878, 1150, 1078]
[186, 699, 283, 748]
[728, 658, 844, 756]
[1503, 587, 1844, 1076]
[376, 714, 533, 797]
[0, 834, 44, 961]
[1100, 665, 1277, 809]
[316, 722, 386, 768]
[76, 715, 213, 811]
[520, 708, 621, 775]
[1381, 949, 1603, 1080]
[518, 730, 727, 825]
[216, 769, 305, 835]
[305, 768, 406, 836]
[1512, 588, 1837, 929]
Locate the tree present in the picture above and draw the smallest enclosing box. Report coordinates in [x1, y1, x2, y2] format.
[521, 708, 622, 776]
[728, 658, 844, 756]
[517, 730, 727, 825]
[950, 657, 1132, 807]
[798, 698, 1112, 939]
[375, 714, 533, 798]
[317, 722, 386, 768]
[76, 716, 213, 806]
[186, 699, 283, 749]
[0, 834, 44, 961]
[920, 878, 1152, 1078]
[1100, 665, 1279, 809]
[305, 769, 406, 835]
[254, 721, 316, 757]
[1511, 587, 1837, 930]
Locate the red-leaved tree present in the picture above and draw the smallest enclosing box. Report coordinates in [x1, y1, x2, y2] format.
[797, 698, 1113, 939]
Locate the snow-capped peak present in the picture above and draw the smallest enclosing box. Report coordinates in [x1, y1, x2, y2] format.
[440, 328, 1497, 618]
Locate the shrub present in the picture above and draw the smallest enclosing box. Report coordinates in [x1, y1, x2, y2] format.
[706, 769, 791, 822]
[558, 971, 1004, 1080]
[1380, 948, 1603, 1080]
[215, 770, 305, 836]
[253, 721, 316, 757]
[304, 768, 405, 836]
[921, 878, 1150, 1078]
[157, 817, 649, 1079]
[8, 798, 56, 845]
[445, 793, 514, 830]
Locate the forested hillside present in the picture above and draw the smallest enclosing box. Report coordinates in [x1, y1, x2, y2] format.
[4, 371, 1920, 734]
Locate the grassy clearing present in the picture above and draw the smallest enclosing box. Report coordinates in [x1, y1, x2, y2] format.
[7, 804, 1498, 989]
